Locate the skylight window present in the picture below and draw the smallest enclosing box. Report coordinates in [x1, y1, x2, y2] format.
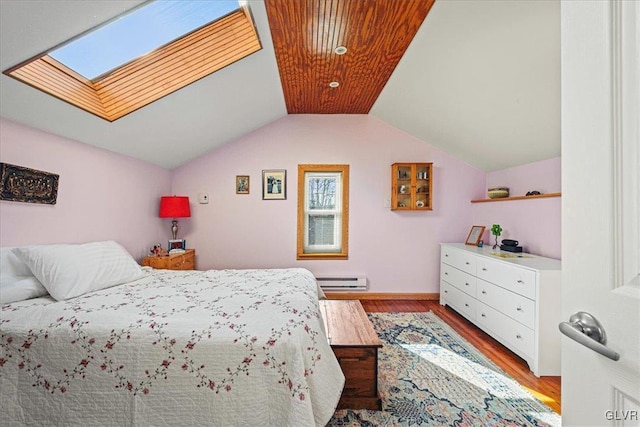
[49, 1, 241, 81]
[4, 0, 261, 121]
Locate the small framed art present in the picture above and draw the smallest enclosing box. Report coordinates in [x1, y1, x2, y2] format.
[465, 225, 485, 246]
[236, 175, 250, 194]
[262, 169, 286, 200]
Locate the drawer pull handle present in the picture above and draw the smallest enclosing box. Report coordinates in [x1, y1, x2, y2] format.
[464, 303, 469, 307]
[516, 307, 523, 312]
[482, 268, 488, 271]
[516, 334, 522, 340]
[517, 280, 524, 284]
[465, 262, 470, 265]
[481, 313, 486, 317]
[445, 254, 449, 257]
[481, 290, 486, 294]
[444, 272, 448, 275]
[444, 290, 448, 293]
[465, 282, 470, 286]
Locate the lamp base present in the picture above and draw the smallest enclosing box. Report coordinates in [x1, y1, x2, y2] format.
[171, 220, 178, 240]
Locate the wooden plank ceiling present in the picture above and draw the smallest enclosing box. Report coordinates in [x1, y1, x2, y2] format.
[265, 0, 436, 114]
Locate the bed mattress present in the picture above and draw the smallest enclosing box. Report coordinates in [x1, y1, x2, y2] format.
[1, 267, 344, 426]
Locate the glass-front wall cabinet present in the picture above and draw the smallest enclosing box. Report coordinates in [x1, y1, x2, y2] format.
[391, 162, 433, 211]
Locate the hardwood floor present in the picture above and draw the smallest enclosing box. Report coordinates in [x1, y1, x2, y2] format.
[358, 299, 562, 414]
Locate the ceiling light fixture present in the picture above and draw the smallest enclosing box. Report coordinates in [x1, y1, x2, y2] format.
[334, 46, 347, 55]
[329, 81, 340, 88]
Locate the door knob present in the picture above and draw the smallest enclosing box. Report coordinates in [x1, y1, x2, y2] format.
[559, 312, 620, 361]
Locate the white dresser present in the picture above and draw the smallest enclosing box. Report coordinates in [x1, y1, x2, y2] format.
[439, 243, 561, 377]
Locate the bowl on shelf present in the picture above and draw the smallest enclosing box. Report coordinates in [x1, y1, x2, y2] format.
[488, 187, 510, 199]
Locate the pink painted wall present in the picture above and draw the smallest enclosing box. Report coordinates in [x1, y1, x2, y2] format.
[487, 157, 561, 197]
[172, 115, 486, 293]
[472, 157, 561, 259]
[1, 116, 560, 289]
[0, 119, 171, 261]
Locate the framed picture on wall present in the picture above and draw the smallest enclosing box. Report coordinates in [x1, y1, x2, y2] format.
[262, 169, 286, 200]
[465, 225, 485, 246]
[0, 162, 59, 205]
[236, 175, 250, 194]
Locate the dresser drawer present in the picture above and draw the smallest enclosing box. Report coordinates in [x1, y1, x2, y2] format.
[142, 249, 195, 270]
[441, 281, 476, 320]
[476, 301, 534, 359]
[441, 246, 476, 275]
[168, 251, 194, 270]
[477, 279, 535, 329]
[441, 263, 477, 296]
[476, 257, 536, 299]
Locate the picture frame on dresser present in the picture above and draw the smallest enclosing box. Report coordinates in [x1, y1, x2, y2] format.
[465, 225, 485, 246]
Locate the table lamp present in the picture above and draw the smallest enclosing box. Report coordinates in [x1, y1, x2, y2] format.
[159, 196, 191, 240]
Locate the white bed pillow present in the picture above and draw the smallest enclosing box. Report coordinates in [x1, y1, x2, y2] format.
[13, 241, 146, 301]
[1, 246, 33, 277]
[1, 277, 48, 304]
[1, 247, 48, 304]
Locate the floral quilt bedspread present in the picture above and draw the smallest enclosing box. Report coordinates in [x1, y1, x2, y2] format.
[1, 268, 344, 426]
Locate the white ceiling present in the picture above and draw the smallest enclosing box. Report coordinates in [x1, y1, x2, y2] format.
[0, 0, 560, 172]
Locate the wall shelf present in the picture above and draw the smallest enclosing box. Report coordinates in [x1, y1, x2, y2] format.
[471, 192, 561, 203]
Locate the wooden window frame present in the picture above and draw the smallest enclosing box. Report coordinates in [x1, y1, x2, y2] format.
[297, 164, 349, 260]
[2, 7, 261, 122]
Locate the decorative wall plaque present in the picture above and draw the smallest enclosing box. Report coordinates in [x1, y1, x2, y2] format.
[0, 163, 59, 204]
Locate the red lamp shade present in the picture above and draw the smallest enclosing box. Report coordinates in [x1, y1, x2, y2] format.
[159, 196, 191, 218]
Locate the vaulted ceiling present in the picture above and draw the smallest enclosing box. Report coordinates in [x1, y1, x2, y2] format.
[0, 0, 560, 171]
[265, 0, 435, 114]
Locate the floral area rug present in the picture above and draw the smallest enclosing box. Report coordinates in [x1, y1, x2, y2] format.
[328, 312, 561, 427]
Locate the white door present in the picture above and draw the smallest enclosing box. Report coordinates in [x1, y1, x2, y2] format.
[561, 1, 640, 426]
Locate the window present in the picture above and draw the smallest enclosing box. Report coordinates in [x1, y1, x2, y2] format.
[3, 1, 261, 122]
[49, 1, 241, 80]
[297, 164, 349, 260]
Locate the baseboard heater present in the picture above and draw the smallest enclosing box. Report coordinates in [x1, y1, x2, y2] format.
[316, 276, 367, 291]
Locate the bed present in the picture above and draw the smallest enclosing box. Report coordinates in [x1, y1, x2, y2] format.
[0, 241, 344, 426]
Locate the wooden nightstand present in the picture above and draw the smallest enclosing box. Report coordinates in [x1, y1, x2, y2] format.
[319, 299, 382, 410]
[141, 249, 195, 270]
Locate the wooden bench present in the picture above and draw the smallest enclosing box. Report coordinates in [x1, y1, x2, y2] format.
[319, 299, 382, 410]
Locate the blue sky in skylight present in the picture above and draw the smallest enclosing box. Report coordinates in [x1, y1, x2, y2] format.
[49, 1, 240, 80]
